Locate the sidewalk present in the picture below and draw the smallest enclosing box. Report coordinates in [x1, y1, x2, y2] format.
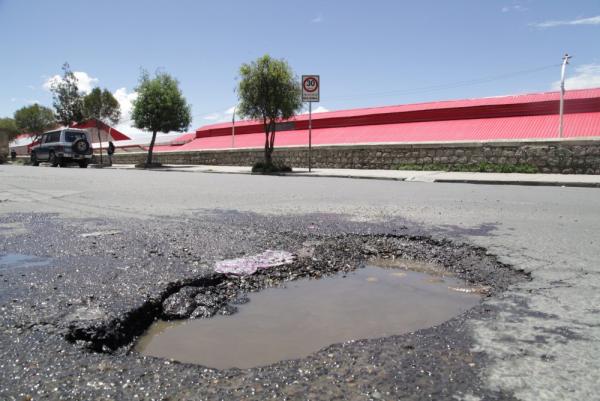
[108, 164, 600, 188]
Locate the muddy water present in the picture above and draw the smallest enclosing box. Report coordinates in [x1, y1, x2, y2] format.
[136, 264, 481, 369]
[0, 254, 51, 270]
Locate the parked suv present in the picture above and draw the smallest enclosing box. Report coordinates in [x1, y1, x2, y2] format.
[31, 129, 93, 168]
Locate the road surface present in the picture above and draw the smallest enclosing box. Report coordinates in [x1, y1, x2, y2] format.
[1, 164, 599, 400]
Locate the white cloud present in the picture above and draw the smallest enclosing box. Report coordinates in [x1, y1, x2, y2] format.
[10, 97, 16, 102]
[502, 4, 527, 13]
[531, 15, 600, 28]
[202, 106, 238, 123]
[113, 87, 138, 120]
[42, 71, 99, 94]
[203, 113, 221, 121]
[112, 87, 141, 140]
[311, 13, 323, 23]
[552, 64, 600, 90]
[300, 105, 329, 114]
[26, 99, 40, 105]
[313, 106, 329, 113]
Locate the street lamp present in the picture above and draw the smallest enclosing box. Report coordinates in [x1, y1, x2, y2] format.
[559, 53, 572, 138]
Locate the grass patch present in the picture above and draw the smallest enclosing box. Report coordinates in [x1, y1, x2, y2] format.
[395, 162, 539, 174]
[251, 161, 292, 174]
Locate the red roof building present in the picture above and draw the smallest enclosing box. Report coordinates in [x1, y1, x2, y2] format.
[157, 88, 600, 152]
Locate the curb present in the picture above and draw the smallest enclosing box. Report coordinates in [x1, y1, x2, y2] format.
[433, 179, 600, 188]
[105, 165, 600, 188]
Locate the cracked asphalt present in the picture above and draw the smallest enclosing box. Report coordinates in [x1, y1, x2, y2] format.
[1, 164, 599, 400]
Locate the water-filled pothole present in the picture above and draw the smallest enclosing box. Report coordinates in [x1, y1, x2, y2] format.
[136, 262, 481, 369]
[0, 253, 51, 270]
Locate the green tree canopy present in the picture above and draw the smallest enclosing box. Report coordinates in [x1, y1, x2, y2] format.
[13, 104, 57, 141]
[237, 54, 302, 165]
[83, 87, 121, 125]
[131, 70, 192, 166]
[51, 63, 84, 126]
[0, 118, 20, 142]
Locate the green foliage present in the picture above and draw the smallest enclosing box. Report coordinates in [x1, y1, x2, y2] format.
[395, 162, 539, 174]
[131, 70, 192, 166]
[237, 55, 302, 164]
[0, 117, 20, 142]
[51, 63, 84, 126]
[251, 160, 292, 174]
[14, 104, 56, 139]
[83, 88, 121, 125]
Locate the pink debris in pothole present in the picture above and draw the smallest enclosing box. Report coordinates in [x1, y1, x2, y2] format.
[214, 250, 296, 275]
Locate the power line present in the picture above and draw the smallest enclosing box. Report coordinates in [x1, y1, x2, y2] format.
[325, 64, 560, 101]
[116, 63, 561, 128]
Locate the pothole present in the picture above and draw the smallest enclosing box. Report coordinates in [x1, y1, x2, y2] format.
[63, 234, 529, 361]
[135, 261, 482, 369]
[0, 253, 52, 270]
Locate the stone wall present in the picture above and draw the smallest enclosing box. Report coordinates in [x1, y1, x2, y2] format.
[113, 139, 600, 174]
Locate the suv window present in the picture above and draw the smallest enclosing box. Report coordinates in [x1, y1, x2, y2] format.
[65, 131, 86, 142]
[44, 132, 60, 143]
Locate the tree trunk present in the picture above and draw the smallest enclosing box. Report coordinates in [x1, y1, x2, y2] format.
[264, 133, 272, 165]
[146, 131, 157, 166]
[263, 120, 277, 165]
[263, 118, 271, 165]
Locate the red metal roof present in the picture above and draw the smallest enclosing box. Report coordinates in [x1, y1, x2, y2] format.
[168, 132, 197, 146]
[73, 119, 131, 141]
[177, 112, 600, 151]
[156, 88, 600, 152]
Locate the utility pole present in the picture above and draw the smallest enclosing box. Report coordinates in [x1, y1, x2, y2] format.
[559, 53, 572, 138]
[231, 105, 236, 148]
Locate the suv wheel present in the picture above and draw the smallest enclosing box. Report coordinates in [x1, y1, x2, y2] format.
[30, 152, 40, 166]
[79, 160, 89, 168]
[72, 138, 90, 155]
[49, 151, 59, 167]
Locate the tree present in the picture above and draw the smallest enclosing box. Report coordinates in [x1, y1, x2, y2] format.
[14, 104, 57, 142]
[237, 54, 302, 166]
[131, 71, 191, 166]
[82, 88, 121, 125]
[83, 87, 121, 165]
[51, 63, 84, 126]
[0, 118, 20, 142]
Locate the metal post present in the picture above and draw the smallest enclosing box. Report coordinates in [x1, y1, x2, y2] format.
[97, 120, 103, 165]
[231, 105, 236, 148]
[559, 53, 572, 138]
[308, 101, 312, 172]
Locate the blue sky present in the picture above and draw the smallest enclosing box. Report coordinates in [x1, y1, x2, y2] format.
[1, 0, 599, 142]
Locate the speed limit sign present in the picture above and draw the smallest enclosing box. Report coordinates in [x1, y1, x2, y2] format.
[302, 75, 320, 102]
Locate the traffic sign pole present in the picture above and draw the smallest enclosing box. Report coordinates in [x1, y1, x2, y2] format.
[309, 101, 312, 172]
[301, 75, 319, 173]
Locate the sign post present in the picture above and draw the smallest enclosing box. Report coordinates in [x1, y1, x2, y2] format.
[302, 75, 319, 172]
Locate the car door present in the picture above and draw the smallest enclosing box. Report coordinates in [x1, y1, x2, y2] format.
[36, 134, 49, 160]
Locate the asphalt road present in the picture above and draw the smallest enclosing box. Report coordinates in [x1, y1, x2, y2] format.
[1, 164, 599, 400]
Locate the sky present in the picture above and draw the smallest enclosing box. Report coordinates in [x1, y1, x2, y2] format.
[1, 0, 599, 143]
